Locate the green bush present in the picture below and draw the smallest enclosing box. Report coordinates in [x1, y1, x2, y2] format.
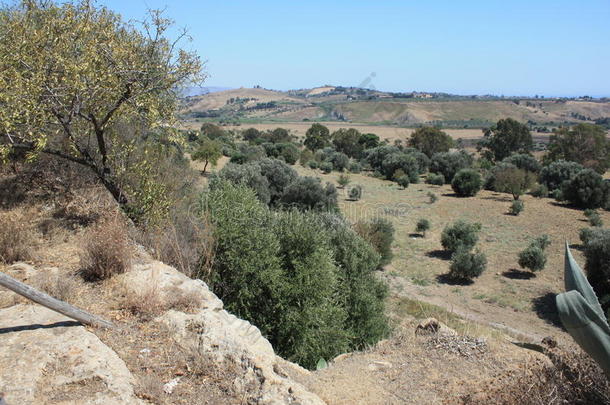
[426, 173, 445, 185]
[441, 220, 482, 253]
[213, 163, 271, 205]
[503, 153, 541, 173]
[354, 217, 395, 267]
[451, 169, 482, 197]
[257, 158, 298, 204]
[581, 228, 610, 314]
[539, 160, 584, 193]
[428, 191, 438, 204]
[562, 169, 608, 208]
[530, 183, 549, 198]
[348, 184, 363, 201]
[204, 181, 389, 368]
[416, 218, 431, 236]
[494, 167, 536, 200]
[307, 160, 319, 169]
[381, 152, 420, 182]
[337, 173, 351, 188]
[449, 248, 487, 281]
[349, 161, 362, 173]
[320, 161, 333, 174]
[532, 234, 551, 250]
[518, 245, 546, 272]
[396, 175, 410, 189]
[280, 177, 338, 211]
[585, 209, 604, 227]
[509, 200, 524, 215]
[331, 151, 350, 172]
[430, 150, 474, 182]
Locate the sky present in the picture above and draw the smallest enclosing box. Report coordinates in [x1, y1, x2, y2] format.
[96, 0, 610, 97]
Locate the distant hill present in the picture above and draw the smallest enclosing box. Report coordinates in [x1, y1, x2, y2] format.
[180, 86, 233, 97]
[181, 86, 610, 129]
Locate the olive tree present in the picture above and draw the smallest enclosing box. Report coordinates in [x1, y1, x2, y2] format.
[0, 1, 202, 217]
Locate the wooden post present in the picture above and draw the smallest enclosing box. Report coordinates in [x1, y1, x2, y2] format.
[0, 272, 114, 329]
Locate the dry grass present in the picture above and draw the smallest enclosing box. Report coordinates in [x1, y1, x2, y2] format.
[0, 210, 36, 264]
[33, 271, 80, 303]
[459, 347, 610, 404]
[80, 214, 132, 281]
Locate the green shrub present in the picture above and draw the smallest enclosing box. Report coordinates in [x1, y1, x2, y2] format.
[280, 177, 338, 211]
[426, 173, 445, 185]
[257, 158, 298, 204]
[585, 209, 604, 227]
[204, 181, 389, 368]
[348, 184, 363, 201]
[354, 217, 395, 267]
[299, 149, 314, 166]
[381, 152, 420, 182]
[581, 228, 610, 314]
[540, 160, 584, 192]
[530, 183, 549, 198]
[430, 150, 474, 182]
[518, 245, 546, 272]
[213, 162, 271, 205]
[580, 227, 595, 245]
[337, 174, 351, 188]
[428, 191, 438, 204]
[396, 175, 410, 189]
[441, 220, 482, 253]
[451, 169, 482, 197]
[562, 169, 608, 208]
[495, 167, 536, 200]
[320, 161, 333, 174]
[416, 218, 431, 237]
[503, 153, 541, 173]
[349, 161, 362, 173]
[449, 248, 487, 281]
[307, 160, 319, 169]
[509, 200, 524, 215]
[532, 234, 551, 250]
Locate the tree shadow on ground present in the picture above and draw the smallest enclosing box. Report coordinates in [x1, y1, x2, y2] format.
[426, 249, 452, 260]
[532, 292, 565, 330]
[503, 268, 536, 280]
[481, 195, 513, 203]
[441, 192, 460, 198]
[409, 233, 423, 238]
[436, 273, 473, 286]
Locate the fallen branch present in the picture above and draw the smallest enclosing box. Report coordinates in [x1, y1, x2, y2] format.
[0, 272, 114, 329]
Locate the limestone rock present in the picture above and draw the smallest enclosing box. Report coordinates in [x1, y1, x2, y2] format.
[0, 304, 143, 405]
[121, 261, 326, 405]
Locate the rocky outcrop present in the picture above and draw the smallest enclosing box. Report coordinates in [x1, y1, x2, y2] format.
[0, 304, 143, 405]
[119, 261, 326, 405]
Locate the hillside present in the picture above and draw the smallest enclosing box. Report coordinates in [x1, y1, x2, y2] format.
[181, 87, 610, 129]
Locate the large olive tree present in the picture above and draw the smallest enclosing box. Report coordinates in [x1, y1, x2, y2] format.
[0, 0, 203, 213]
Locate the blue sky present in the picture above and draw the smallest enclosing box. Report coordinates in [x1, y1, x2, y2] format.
[97, 0, 610, 97]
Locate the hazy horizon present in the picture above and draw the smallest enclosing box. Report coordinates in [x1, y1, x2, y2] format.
[97, 0, 610, 98]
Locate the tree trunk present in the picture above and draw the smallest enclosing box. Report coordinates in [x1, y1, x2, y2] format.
[0, 272, 114, 329]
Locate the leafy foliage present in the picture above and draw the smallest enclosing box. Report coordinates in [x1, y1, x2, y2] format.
[585, 209, 604, 227]
[546, 123, 610, 173]
[430, 150, 474, 182]
[540, 160, 584, 193]
[337, 173, 351, 188]
[304, 123, 331, 151]
[191, 137, 222, 174]
[426, 173, 446, 185]
[441, 220, 482, 253]
[354, 218, 395, 267]
[408, 127, 454, 157]
[416, 218, 431, 236]
[581, 228, 610, 314]
[503, 153, 541, 173]
[0, 1, 202, 218]
[396, 175, 410, 189]
[451, 169, 482, 197]
[562, 169, 609, 209]
[348, 184, 363, 200]
[509, 200, 524, 215]
[332, 128, 364, 158]
[279, 176, 338, 211]
[204, 181, 388, 368]
[449, 248, 487, 281]
[478, 118, 533, 161]
[494, 167, 536, 200]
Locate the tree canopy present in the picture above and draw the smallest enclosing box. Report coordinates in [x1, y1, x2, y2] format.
[546, 123, 610, 174]
[0, 0, 202, 214]
[304, 123, 331, 151]
[408, 127, 454, 158]
[478, 118, 533, 162]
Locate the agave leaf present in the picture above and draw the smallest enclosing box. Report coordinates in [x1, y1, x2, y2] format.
[556, 290, 610, 377]
[563, 241, 605, 320]
[316, 358, 328, 370]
